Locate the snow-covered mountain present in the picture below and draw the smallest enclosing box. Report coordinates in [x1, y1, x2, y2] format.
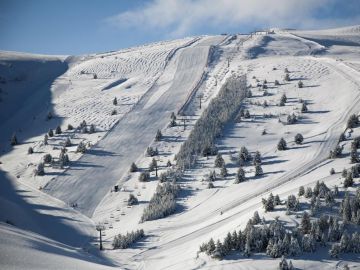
[1, 25, 360, 270]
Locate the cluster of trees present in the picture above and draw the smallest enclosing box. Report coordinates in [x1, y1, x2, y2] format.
[342, 164, 360, 188]
[340, 188, 360, 224]
[141, 181, 180, 222]
[262, 193, 281, 212]
[351, 136, 360, 163]
[329, 144, 343, 159]
[146, 146, 159, 157]
[112, 229, 145, 249]
[286, 113, 297, 125]
[176, 75, 247, 169]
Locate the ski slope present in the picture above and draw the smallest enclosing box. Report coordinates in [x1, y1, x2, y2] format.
[1, 25, 360, 270]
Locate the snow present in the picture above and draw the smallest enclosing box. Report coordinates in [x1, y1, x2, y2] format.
[1, 26, 360, 270]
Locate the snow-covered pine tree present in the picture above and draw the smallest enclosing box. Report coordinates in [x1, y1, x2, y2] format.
[298, 80, 303, 88]
[277, 138, 287, 151]
[255, 164, 263, 176]
[55, 125, 62, 134]
[301, 211, 311, 234]
[253, 151, 261, 165]
[113, 97, 118, 105]
[130, 162, 138, 172]
[43, 134, 48, 145]
[127, 194, 138, 206]
[48, 129, 54, 137]
[294, 133, 304, 144]
[298, 186, 305, 196]
[89, 124, 95, 134]
[34, 162, 45, 176]
[220, 164, 228, 178]
[139, 171, 150, 182]
[215, 153, 225, 168]
[76, 141, 86, 153]
[28, 147, 34, 154]
[64, 137, 71, 147]
[235, 167, 246, 183]
[155, 129, 162, 141]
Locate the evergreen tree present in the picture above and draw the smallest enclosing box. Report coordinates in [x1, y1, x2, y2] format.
[305, 187, 313, 198]
[155, 129, 162, 141]
[343, 173, 354, 188]
[235, 167, 246, 183]
[342, 168, 348, 178]
[34, 162, 45, 176]
[253, 151, 262, 165]
[277, 138, 287, 151]
[347, 114, 359, 129]
[64, 137, 71, 147]
[206, 238, 216, 255]
[220, 164, 228, 178]
[89, 124, 95, 134]
[76, 141, 86, 153]
[288, 236, 301, 256]
[329, 243, 341, 258]
[301, 212, 311, 234]
[255, 164, 263, 176]
[275, 80, 280, 85]
[243, 236, 251, 257]
[55, 125, 62, 134]
[48, 129, 54, 137]
[339, 133, 346, 142]
[139, 171, 150, 182]
[130, 162, 138, 172]
[284, 73, 290, 81]
[212, 240, 224, 260]
[252, 211, 261, 225]
[113, 97, 118, 105]
[167, 160, 172, 167]
[67, 124, 74, 130]
[278, 256, 289, 270]
[298, 186, 305, 196]
[294, 133, 304, 144]
[10, 133, 18, 146]
[274, 194, 281, 206]
[27, 147, 34, 154]
[244, 109, 251, 118]
[43, 134, 48, 145]
[127, 194, 138, 206]
[262, 193, 275, 212]
[215, 153, 225, 167]
[330, 168, 335, 175]
[298, 80, 304, 88]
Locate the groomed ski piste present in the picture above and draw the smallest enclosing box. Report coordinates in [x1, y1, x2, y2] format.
[1, 25, 360, 270]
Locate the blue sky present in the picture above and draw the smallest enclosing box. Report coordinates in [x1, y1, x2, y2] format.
[1, 0, 359, 55]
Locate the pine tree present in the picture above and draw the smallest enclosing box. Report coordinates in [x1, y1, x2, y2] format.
[244, 110, 251, 118]
[295, 133, 304, 144]
[235, 167, 246, 183]
[89, 124, 95, 134]
[288, 236, 301, 256]
[149, 158, 158, 175]
[155, 130, 162, 142]
[76, 141, 86, 153]
[275, 79, 280, 85]
[215, 153, 225, 168]
[343, 173, 354, 188]
[329, 243, 341, 258]
[43, 134, 48, 145]
[252, 211, 261, 225]
[277, 138, 287, 151]
[47, 111, 53, 120]
[27, 147, 33, 154]
[34, 162, 45, 176]
[284, 73, 290, 81]
[64, 137, 71, 147]
[139, 171, 150, 182]
[253, 151, 261, 165]
[206, 238, 216, 255]
[342, 168, 348, 178]
[113, 97, 118, 105]
[301, 211, 311, 234]
[243, 236, 251, 257]
[127, 194, 138, 206]
[298, 80, 304, 88]
[48, 129, 54, 137]
[278, 256, 289, 269]
[55, 125, 62, 134]
[10, 133, 18, 146]
[305, 187, 313, 198]
[212, 240, 224, 260]
[255, 164, 263, 176]
[298, 186, 305, 196]
[330, 168, 335, 175]
[67, 124, 74, 130]
[167, 160, 172, 167]
[220, 164, 228, 178]
[130, 162, 138, 172]
[262, 193, 275, 212]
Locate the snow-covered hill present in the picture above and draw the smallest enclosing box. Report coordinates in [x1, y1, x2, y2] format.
[1, 26, 360, 270]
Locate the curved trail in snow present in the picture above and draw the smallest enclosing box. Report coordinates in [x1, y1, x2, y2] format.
[44, 36, 226, 217]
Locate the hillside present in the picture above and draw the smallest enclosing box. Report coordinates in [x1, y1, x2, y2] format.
[1, 26, 360, 270]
